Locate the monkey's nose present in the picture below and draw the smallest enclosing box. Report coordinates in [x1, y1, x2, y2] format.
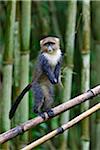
[48, 46, 53, 52]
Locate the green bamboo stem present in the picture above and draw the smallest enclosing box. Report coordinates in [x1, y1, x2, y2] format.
[13, 22, 20, 91]
[1, 0, 16, 132]
[13, 22, 20, 124]
[21, 1, 31, 51]
[0, 27, 3, 133]
[1, 1, 16, 149]
[48, 1, 61, 38]
[36, 1, 50, 35]
[11, 21, 21, 149]
[19, 54, 29, 123]
[91, 43, 100, 150]
[95, 110, 100, 150]
[18, 0, 31, 144]
[19, 0, 31, 121]
[91, 2, 100, 150]
[61, 1, 77, 149]
[81, 1, 90, 150]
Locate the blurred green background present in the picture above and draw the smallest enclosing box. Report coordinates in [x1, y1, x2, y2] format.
[0, 1, 100, 150]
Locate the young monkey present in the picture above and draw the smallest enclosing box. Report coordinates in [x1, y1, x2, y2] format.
[9, 36, 63, 119]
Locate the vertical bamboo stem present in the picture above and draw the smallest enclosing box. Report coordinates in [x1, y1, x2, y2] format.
[81, 0, 90, 150]
[61, 1, 77, 149]
[48, 1, 61, 38]
[36, 2, 50, 35]
[11, 21, 21, 149]
[91, 1, 100, 150]
[1, 1, 16, 149]
[1, 0, 16, 133]
[18, 0, 31, 144]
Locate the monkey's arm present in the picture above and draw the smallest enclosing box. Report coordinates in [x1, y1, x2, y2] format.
[54, 62, 61, 82]
[54, 54, 63, 82]
[40, 55, 57, 84]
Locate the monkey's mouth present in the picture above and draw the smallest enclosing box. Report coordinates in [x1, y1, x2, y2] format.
[48, 49, 54, 53]
[48, 46, 54, 53]
[48, 48, 56, 54]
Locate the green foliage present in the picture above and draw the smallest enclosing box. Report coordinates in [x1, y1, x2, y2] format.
[0, 1, 100, 150]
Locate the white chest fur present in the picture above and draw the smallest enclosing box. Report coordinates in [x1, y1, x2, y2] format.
[43, 49, 61, 66]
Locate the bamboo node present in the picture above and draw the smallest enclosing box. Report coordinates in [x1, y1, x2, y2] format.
[3, 60, 13, 65]
[20, 51, 30, 55]
[16, 126, 24, 135]
[57, 127, 64, 135]
[63, 64, 74, 72]
[87, 89, 95, 98]
[81, 49, 90, 54]
[81, 136, 90, 141]
[94, 40, 100, 45]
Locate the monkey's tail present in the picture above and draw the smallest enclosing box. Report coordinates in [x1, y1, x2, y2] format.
[9, 83, 32, 119]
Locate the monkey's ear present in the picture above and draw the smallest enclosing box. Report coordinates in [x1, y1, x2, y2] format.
[54, 37, 60, 44]
[54, 37, 59, 42]
[40, 39, 43, 46]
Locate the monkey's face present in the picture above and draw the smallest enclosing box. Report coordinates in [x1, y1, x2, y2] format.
[42, 42, 57, 54]
[40, 37, 60, 54]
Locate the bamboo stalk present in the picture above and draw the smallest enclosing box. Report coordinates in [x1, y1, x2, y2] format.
[36, 1, 50, 35]
[18, 0, 31, 143]
[1, 1, 16, 149]
[0, 85, 100, 144]
[81, 0, 90, 150]
[48, 1, 61, 38]
[13, 22, 20, 96]
[21, 103, 100, 150]
[13, 21, 20, 124]
[91, 2, 100, 150]
[95, 111, 100, 150]
[11, 21, 21, 149]
[61, 0, 77, 149]
[92, 28, 100, 150]
[0, 45, 3, 134]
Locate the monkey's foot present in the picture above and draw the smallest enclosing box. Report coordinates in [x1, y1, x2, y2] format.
[33, 106, 46, 120]
[46, 109, 54, 118]
[38, 112, 46, 120]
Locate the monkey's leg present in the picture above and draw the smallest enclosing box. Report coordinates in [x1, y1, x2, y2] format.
[32, 82, 45, 119]
[43, 85, 55, 118]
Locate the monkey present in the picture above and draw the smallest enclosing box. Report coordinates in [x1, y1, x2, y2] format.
[9, 36, 63, 119]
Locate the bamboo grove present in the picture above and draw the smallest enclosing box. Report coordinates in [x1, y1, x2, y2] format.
[0, 1, 100, 150]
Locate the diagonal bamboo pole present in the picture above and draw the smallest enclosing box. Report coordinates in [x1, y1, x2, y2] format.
[21, 103, 100, 150]
[0, 85, 100, 144]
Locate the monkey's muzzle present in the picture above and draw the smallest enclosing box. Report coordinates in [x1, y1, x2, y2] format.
[48, 46, 53, 53]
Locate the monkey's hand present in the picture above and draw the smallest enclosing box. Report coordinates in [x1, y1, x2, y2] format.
[54, 62, 61, 83]
[40, 55, 57, 84]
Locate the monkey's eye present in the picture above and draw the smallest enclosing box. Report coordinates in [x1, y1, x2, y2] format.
[44, 42, 55, 46]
